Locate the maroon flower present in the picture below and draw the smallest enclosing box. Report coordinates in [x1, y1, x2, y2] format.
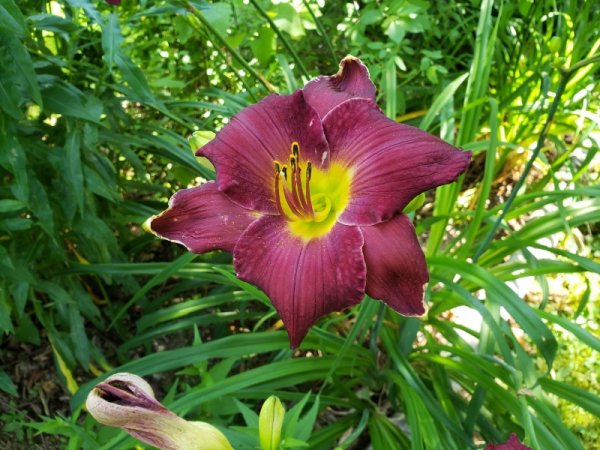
[149, 56, 471, 347]
[105, 0, 120, 5]
[484, 433, 532, 450]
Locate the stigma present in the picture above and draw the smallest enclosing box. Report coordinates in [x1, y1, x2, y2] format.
[274, 142, 331, 223]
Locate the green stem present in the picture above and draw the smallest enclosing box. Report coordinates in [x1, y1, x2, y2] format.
[248, 0, 310, 79]
[302, 0, 337, 65]
[184, 1, 275, 93]
[472, 55, 599, 262]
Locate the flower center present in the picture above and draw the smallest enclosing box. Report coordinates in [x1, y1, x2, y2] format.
[273, 142, 352, 240]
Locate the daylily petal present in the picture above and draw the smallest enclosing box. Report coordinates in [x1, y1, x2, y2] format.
[324, 98, 471, 226]
[361, 214, 428, 316]
[149, 182, 256, 253]
[234, 216, 366, 347]
[303, 56, 376, 118]
[198, 90, 330, 214]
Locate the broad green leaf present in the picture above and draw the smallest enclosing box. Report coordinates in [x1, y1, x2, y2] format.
[0, 0, 27, 37]
[0, 369, 18, 397]
[64, 0, 103, 25]
[0, 75, 23, 119]
[28, 14, 77, 34]
[200, 2, 232, 35]
[0, 199, 26, 213]
[3, 35, 42, 106]
[42, 82, 103, 123]
[29, 177, 55, 237]
[68, 304, 89, 369]
[115, 53, 156, 103]
[0, 295, 14, 334]
[4, 133, 29, 202]
[63, 128, 84, 221]
[250, 26, 276, 66]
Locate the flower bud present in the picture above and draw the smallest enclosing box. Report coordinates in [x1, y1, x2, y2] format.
[258, 395, 285, 450]
[403, 192, 425, 213]
[189, 131, 216, 152]
[86, 373, 233, 450]
[548, 36, 561, 53]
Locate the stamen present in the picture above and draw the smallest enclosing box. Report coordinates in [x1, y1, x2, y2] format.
[305, 162, 314, 217]
[274, 170, 292, 220]
[282, 180, 304, 217]
[290, 156, 300, 207]
[294, 167, 307, 209]
[273, 142, 324, 222]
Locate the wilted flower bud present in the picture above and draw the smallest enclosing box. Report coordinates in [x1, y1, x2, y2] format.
[86, 372, 233, 450]
[258, 395, 285, 450]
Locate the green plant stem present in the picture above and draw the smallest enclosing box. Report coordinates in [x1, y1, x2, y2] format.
[302, 0, 337, 65]
[248, 0, 310, 79]
[183, 1, 276, 93]
[472, 55, 599, 262]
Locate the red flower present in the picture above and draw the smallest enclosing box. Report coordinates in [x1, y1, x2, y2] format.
[149, 57, 471, 347]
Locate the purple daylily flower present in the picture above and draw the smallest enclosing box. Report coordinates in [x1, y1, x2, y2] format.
[149, 56, 471, 347]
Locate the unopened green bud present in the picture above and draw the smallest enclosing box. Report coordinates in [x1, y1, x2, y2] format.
[403, 192, 426, 213]
[548, 36, 561, 53]
[189, 131, 216, 152]
[86, 373, 233, 450]
[258, 395, 285, 450]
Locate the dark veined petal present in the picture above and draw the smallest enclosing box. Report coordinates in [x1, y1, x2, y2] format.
[234, 216, 366, 347]
[303, 56, 376, 118]
[198, 90, 330, 214]
[361, 214, 428, 316]
[149, 182, 256, 253]
[324, 98, 472, 226]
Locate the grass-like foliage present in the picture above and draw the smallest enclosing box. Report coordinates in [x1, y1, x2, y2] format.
[0, 0, 598, 449]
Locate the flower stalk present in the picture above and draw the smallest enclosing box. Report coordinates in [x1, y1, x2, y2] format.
[258, 395, 286, 450]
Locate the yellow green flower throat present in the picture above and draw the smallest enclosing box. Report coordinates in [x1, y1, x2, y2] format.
[274, 142, 352, 240]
